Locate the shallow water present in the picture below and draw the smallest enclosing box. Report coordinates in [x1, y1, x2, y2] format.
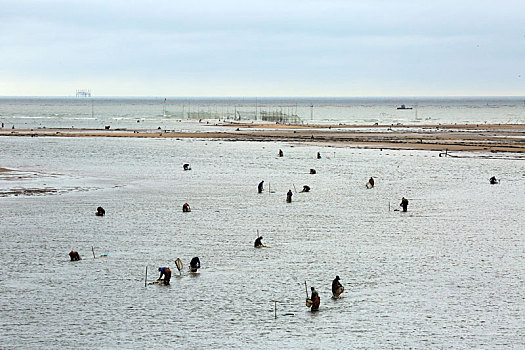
[0, 137, 524, 349]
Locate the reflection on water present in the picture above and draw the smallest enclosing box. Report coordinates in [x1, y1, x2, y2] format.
[0, 137, 523, 348]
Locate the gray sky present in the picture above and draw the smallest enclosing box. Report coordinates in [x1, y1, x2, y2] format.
[1, 0, 524, 96]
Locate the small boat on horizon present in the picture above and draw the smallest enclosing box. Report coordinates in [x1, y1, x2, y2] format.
[397, 104, 413, 110]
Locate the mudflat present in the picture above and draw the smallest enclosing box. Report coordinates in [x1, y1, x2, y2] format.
[1, 123, 524, 153]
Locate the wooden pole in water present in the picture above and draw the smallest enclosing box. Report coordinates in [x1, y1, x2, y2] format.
[304, 281, 308, 298]
[293, 184, 297, 193]
[388, 201, 391, 212]
[274, 301, 277, 319]
[145, 266, 148, 287]
[92, 246, 95, 259]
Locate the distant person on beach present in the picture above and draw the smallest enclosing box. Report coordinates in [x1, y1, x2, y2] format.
[254, 236, 264, 248]
[286, 189, 293, 203]
[310, 287, 320, 311]
[190, 257, 201, 272]
[183, 203, 191, 212]
[278, 149, 283, 157]
[366, 177, 375, 189]
[317, 152, 321, 159]
[96, 206, 105, 216]
[258, 181, 264, 194]
[332, 276, 344, 298]
[489, 176, 498, 184]
[400, 197, 409, 212]
[158, 267, 171, 285]
[301, 185, 310, 192]
[69, 250, 81, 261]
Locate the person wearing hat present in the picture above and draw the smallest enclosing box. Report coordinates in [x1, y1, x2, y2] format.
[332, 276, 344, 298]
[400, 197, 409, 212]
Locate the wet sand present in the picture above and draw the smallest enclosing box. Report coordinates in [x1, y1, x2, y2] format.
[1, 123, 524, 153]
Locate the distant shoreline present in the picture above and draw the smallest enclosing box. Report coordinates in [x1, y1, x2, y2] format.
[1, 123, 524, 153]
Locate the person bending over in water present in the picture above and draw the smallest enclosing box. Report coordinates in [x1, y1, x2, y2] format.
[258, 180, 264, 194]
[254, 236, 264, 248]
[489, 176, 498, 184]
[190, 257, 201, 272]
[317, 152, 321, 159]
[366, 177, 375, 189]
[278, 149, 283, 157]
[332, 275, 344, 298]
[96, 207, 105, 216]
[301, 185, 310, 192]
[310, 287, 320, 311]
[400, 197, 409, 212]
[69, 250, 81, 261]
[182, 203, 191, 212]
[183, 163, 191, 171]
[158, 267, 171, 285]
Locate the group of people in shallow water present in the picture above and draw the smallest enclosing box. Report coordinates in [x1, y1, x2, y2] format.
[158, 257, 200, 285]
[306, 276, 344, 312]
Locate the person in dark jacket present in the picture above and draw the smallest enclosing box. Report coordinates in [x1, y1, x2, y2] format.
[96, 207, 105, 216]
[258, 181, 264, 194]
[190, 257, 201, 272]
[332, 276, 344, 298]
[400, 197, 409, 212]
[286, 190, 293, 203]
[69, 250, 81, 261]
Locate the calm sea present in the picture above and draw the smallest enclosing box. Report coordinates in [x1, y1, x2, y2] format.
[0, 97, 524, 130]
[0, 135, 523, 348]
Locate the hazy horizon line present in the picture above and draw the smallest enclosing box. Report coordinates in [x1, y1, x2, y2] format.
[1, 95, 524, 99]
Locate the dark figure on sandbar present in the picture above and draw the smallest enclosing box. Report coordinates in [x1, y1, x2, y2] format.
[309, 287, 320, 311]
[158, 267, 171, 285]
[182, 203, 191, 212]
[258, 180, 264, 194]
[400, 197, 409, 212]
[278, 149, 283, 157]
[183, 163, 191, 171]
[366, 177, 375, 189]
[317, 152, 321, 159]
[286, 189, 293, 203]
[310, 169, 316, 174]
[96, 207, 105, 216]
[489, 176, 498, 184]
[301, 185, 310, 193]
[69, 250, 81, 261]
[254, 236, 264, 248]
[332, 275, 344, 298]
[190, 257, 201, 272]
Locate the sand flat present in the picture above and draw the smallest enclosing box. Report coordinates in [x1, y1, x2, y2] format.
[1, 123, 524, 153]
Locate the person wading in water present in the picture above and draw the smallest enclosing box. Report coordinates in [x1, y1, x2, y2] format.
[400, 197, 409, 212]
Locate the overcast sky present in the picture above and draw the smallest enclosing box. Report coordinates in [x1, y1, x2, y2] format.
[0, 0, 523, 96]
